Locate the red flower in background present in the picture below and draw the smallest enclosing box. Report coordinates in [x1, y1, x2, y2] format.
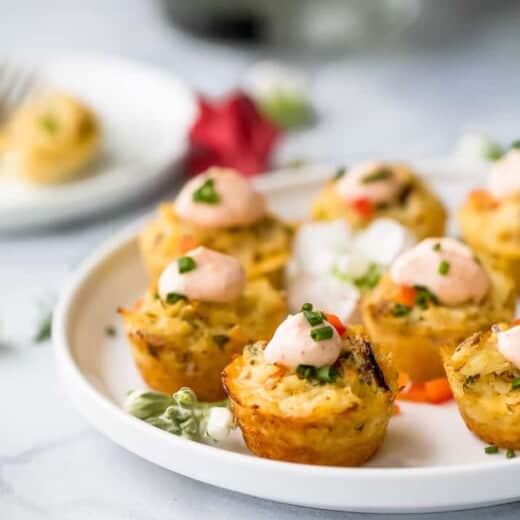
[186, 92, 280, 177]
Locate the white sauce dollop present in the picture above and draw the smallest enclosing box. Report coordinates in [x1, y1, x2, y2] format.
[335, 161, 404, 204]
[263, 313, 341, 369]
[175, 168, 266, 228]
[158, 246, 246, 304]
[497, 325, 520, 370]
[390, 237, 489, 306]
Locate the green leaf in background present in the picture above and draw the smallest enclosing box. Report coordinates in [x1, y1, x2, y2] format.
[258, 90, 312, 130]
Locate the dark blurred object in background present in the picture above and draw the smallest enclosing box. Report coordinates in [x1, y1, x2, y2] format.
[161, 0, 519, 51]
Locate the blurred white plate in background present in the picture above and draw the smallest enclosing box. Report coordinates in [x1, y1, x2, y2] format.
[0, 53, 197, 232]
[53, 159, 519, 514]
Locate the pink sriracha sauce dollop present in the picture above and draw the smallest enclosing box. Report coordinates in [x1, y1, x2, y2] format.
[335, 161, 404, 205]
[158, 246, 246, 304]
[390, 237, 490, 306]
[263, 313, 341, 369]
[488, 149, 520, 200]
[175, 167, 266, 228]
[496, 325, 520, 370]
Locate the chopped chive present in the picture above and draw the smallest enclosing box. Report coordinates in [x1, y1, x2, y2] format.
[506, 449, 516, 459]
[438, 260, 451, 276]
[301, 303, 313, 312]
[177, 256, 196, 274]
[34, 312, 52, 343]
[192, 178, 220, 204]
[433, 243, 441, 252]
[392, 303, 411, 317]
[303, 309, 325, 326]
[414, 286, 439, 309]
[512, 377, 520, 390]
[361, 169, 393, 184]
[316, 365, 338, 384]
[310, 325, 334, 342]
[296, 364, 316, 380]
[354, 263, 381, 290]
[333, 167, 347, 180]
[39, 114, 58, 134]
[105, 325, 116, 337]
[485, 445, 499, 454]
[212, 334, 230, 348]
[166, 292, 187, 304]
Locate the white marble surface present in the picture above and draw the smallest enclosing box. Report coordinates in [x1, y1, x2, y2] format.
[3, 0, 520, 518]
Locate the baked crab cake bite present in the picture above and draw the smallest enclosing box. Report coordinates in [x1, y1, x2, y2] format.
[442, 322, 520, 449]
[121, 246, 287, 401]
[311, 161, 446, 240]
[459, 147, 520, 292]
[139, 167, 293, 287]
[222, 305, 397, 466]
[362, 237, 515, 382]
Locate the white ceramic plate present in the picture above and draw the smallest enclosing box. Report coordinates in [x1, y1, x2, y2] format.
[53, 160, 520, 514]
[0, 53, 197, 232]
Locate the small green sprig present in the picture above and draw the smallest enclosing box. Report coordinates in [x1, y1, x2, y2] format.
[192, 178, 220, 204]
[125, 387, 234, 443]
[296, 364, 338, 384]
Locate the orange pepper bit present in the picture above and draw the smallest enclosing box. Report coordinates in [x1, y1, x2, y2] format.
[178, 235, 199, 253]
[394, 286, 417, 307]
[512, 318, 520, 326]
[351, 198, 373, 219]
[392, 403, 401, 416]
[323, 312, 347, 336]
[397, 373, 453, 404]
[469, 189, 499, 210]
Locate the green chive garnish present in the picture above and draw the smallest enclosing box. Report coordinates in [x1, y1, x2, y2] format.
[105, 325, 116, 337]
[316, 365, 338, 384]
[166, 292, 187, 304]
[392, 303, 411, 317]
[414, 286, 439, 309]
[303, 309, 325, 326]
[333, 167, 347, 180]
[512, 377, 520, 390]
[177, 256, 196, 274]
[354, 264, 381, 290]
[433, 243, 441, 252]
[438, 260, 450, 276]
[39, 114, 58, 134]
[361, 169, 393, 184]
[296, 364, 316, 380]
[301, 303, 313, 312]
[485, 445, 499, 454]
[511, 140, 520, 150]
[507, 449, 516, 459]
[311, 326, 334, 342]
[192, 178, 220, 204]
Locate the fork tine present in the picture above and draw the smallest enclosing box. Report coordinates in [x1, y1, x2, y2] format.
[0, 61, 37, 123]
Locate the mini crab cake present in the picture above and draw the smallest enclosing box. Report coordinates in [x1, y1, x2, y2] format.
[459, 148, 520, 292]
[311, 161, 446, 240]
[121, 247, 287, 401]
[0, 92, 100, 184]
[362, 238, 515, 382]
[139, 167, 293, 287]
[442, 323, 520, 449]
[222, 307, 397, 466]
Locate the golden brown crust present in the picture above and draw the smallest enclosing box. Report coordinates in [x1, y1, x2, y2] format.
[310, 163, 446, 240]
[362, 272, 515, 382]
[121, 278, 287, 401]
[442, 326, 520, 449]
[459, 193, 520, 292]
[222, 326, 397, 466]
[139, 204, 293, 287]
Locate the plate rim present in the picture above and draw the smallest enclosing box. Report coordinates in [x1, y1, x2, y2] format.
[52, 160, 520, 512]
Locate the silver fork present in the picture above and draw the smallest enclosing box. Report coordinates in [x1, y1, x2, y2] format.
[0, 61, 38, 125]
